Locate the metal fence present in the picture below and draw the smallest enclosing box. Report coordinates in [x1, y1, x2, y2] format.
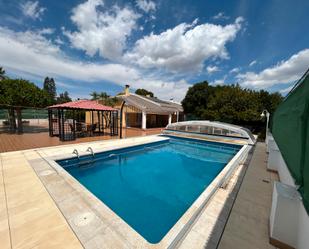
[0, 108, 49, 133]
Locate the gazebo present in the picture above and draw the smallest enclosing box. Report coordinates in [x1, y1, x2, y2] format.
[47, 100, 119, 141]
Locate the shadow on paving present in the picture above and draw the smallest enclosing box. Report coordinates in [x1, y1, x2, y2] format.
[205, 148, 254, 249]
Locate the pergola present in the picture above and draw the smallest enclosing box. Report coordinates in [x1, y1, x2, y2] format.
[47, 100, 119, 141]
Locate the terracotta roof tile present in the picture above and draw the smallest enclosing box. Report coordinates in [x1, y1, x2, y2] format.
[48, 100, 116, 111]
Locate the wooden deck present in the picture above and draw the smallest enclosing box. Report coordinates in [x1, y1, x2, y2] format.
[0, 128, 163, 153]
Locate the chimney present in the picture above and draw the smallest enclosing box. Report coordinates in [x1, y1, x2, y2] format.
[124, 84, 130, 95]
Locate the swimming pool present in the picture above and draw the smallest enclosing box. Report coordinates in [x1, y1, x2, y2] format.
[57, 137, 241, 243]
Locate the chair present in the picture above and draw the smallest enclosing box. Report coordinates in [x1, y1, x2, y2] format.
[87, 123, 97, 136]
[75, 122, 86, 137]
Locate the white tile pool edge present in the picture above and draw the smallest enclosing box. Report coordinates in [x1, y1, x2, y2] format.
[35, 135, 253, 248]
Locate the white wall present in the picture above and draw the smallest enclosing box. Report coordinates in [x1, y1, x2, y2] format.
[277, 152, 296, 187]
[297, 203, 309, 249]
[268, 133, 309, 249]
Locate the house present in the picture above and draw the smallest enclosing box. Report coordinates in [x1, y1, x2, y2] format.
[115, 85, 184, 129]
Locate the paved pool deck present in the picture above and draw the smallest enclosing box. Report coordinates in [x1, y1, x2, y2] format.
[0, 137, 276, 249]
[217, 142, 278, 249]
[0, 127, 163, 153]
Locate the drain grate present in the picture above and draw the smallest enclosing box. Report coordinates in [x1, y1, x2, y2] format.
[73, 212, 95, 227]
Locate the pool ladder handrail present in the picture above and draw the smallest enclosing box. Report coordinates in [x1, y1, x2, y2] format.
[72, 149, 80, 159]
[86, 147, 95, 157]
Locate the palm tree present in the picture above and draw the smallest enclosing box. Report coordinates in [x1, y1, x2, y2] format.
[98, 92, 109, 101]
[90, 91, 99, 100]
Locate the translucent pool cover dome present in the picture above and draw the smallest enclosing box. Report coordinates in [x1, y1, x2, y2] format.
[163, 120, 256, 145]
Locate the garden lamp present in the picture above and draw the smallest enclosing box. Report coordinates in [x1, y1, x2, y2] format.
[261, 109, 270, 141]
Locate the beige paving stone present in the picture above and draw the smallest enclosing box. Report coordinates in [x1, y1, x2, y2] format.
[232, 196, 271, 225]
[217, 143, 276, 249]
[177, 229, 209, 249]
[0, 153, 83, 249]
[192, 213, 225, 243]
[0, 218, 11, 249]
[218, 231, 272, 249]
[0, 160, 11, 249]
[204, 199, 232, 223]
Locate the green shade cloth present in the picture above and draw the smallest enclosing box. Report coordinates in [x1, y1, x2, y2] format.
[271, 69, 309, 213]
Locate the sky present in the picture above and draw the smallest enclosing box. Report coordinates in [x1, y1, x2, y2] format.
[0, 0, 308, 101]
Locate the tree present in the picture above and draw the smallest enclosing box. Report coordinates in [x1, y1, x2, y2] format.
[0, 78, 52, 132]
[43, 77, 57, 103]
[57, 91, 71, 104]
[0, 67, 7, 80]
[181, 81, 283, 134]
[181, 81, 215, 117]
[90, 91, 117, 106]
[200, 85, 261, 123]
[135, 88, 154, 97]
[98, 92, 109, 100]
[90, 91, 99, 100]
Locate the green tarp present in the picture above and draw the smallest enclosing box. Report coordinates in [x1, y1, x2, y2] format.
[271, 69, 309, 213]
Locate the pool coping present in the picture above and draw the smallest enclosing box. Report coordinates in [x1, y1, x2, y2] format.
[28, 135, 252, 248]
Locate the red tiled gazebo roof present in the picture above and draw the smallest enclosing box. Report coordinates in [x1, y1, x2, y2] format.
[48, 100, 116, 111]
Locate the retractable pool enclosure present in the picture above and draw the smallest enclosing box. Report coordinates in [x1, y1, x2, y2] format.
[163, 120, 256, 145]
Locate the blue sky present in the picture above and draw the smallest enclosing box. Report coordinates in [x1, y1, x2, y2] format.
[0, 0, 308, 101]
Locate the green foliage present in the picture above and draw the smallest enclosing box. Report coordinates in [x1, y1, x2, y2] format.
[135, 88, 154, 97]
[57, 91, 71, 104]
[182, 81, 215, 117]
[0, 67, 5, 75]
[0, 78, 52, 107]
[0, 67, 7, 80]
[90, 91, 117, 106]
[90, 91, 99, 100]
[43, 77, 57, 103]
[182, 81, 283, 131]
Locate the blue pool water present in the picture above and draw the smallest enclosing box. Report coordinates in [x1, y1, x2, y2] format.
[57, 137, 241, 243]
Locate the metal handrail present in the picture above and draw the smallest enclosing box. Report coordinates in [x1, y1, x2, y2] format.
[72, 149, 80, 159]
[86, 147, 94, 157]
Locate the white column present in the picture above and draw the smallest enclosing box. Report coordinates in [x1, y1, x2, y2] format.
[168, 114, 172, 125]
[176, 112, 179, 122]
[142, 111, 147, 129]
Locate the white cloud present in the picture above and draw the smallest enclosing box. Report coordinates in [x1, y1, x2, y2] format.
[0, 27, 189, 101]
[54, 37, 64, 45]
[206, 65, 219, 74]
[125, 17, 244, 72]
[279, 85, 293, 95]
[38, 28, 54, 35]
[64, 0, 140, 61]
[249, 60, 257, 67]
[229, 67, 240, 74]
[211, 75, 227, 86]
[136, 0, 156, 13]
[237, 49, 309, 88]
[20, 1, 45, 20]
[212, 12, 229, 21]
